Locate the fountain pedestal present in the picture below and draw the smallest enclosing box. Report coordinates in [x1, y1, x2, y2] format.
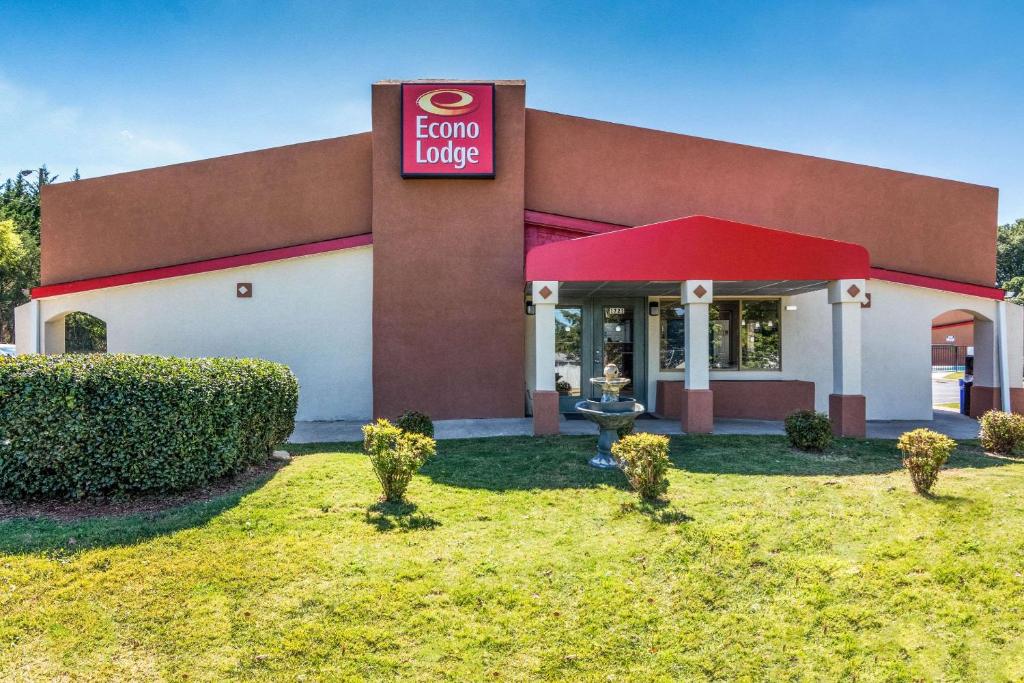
[574, 364, 645, 468]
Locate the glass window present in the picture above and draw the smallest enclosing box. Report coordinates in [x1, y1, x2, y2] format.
[656, 298, 781, 372]
[554, 307, 582, 396]
[740, 300, 781, 370]
[710, 301, 739, 369]
[659, 302, 685, 370]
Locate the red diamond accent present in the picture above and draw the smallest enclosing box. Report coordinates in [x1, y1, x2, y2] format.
[847, 284, 861, 298]
[693, 285, 707, 298]
[538, 286, 552, 300]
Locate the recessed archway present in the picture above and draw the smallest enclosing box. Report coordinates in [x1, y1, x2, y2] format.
[930, 308, 990, 415]
[44, 311, 107, 354]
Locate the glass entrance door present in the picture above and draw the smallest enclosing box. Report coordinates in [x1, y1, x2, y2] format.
[591, 303, 638, 401]
[553, 298, 646, 412]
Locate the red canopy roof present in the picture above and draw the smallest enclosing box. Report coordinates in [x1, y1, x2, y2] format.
[524, 215, 870, 282]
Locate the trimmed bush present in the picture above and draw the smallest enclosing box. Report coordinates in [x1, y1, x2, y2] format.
[0, 354, 297, 500]
[979, 410, 1024, 455]
[395, 410, 435, 438]
[362, 419, 437, 502]
[897, 428, 956, 494]
[612, 433, 671, 500]
[784, 410, 833, 451]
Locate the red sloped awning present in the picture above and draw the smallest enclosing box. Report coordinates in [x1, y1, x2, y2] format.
[524, 215, 870, 282]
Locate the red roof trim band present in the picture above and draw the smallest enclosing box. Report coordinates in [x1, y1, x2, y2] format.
[524, 209, 626, 234]
[869, 267, 1004, 300]
[31, 232, 373, 299]
[931, 320, 974, 331]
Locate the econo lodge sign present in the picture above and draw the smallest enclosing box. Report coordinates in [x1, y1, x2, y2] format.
[401, 83, 495, 178]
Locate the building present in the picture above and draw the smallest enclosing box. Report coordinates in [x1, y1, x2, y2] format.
[14, 79, 1022, 436]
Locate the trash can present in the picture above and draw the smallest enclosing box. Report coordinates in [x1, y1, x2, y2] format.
[960, 355, 974, 416]
[959, 379, 971, 415]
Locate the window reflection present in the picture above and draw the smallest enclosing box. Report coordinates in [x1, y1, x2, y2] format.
[740, 300, 781, 370]
[659, 302, 685, 370]
[656, 298, 781, 371]
[710, 301, 739, 369]
[554, 307, 582, 396]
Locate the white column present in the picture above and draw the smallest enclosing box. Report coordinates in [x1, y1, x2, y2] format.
[996, 300, 1012, 411]
[532, 281, 559, 392]
[828, 279, 866, 395]
[681, 280, 713, 390]
[13, 299, 41, 354]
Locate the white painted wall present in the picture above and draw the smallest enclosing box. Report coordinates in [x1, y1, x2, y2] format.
[643, 281, 1021, 421]
[15, 246, 373, 421]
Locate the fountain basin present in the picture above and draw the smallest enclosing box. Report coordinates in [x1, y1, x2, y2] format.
[575, 400, 645, 469]
[581, 398, 637, 414]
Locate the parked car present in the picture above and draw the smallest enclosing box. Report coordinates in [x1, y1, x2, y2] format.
[0, 344, 15, 357]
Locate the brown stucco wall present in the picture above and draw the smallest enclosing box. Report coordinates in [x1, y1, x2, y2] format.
[524, 110, 999, 286]
[370, 81, 527, 419]
[40, 133, 373, 285]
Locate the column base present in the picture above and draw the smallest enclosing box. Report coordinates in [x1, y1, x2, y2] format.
[829, 394, 866, 437]
[969, 386, 1024, 417]
[681, 389, 714, 434]
[532, 390, 560, 436]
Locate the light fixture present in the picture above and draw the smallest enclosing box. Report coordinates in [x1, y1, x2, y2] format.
[525, 301, 535, 315]
[649, 301, 660, 316]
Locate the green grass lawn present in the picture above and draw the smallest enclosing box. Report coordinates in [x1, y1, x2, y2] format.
[3, 436, 1024, 681]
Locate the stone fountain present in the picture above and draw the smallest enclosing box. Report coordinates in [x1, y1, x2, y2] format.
[575, 363, 645, 469]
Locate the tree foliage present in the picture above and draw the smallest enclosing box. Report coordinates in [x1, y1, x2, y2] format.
[997, 218, 1024, 298]
[0, 166, 77, 343]
[0, 219, 38, 343]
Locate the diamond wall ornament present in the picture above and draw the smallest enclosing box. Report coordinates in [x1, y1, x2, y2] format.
[236, 283, 252, 298]
[693, 284, 707, 299]
[846, 284, 861, 298]
[538, 285, 552, 300]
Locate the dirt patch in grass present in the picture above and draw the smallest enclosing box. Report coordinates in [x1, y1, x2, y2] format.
[0, 459, 286, 522]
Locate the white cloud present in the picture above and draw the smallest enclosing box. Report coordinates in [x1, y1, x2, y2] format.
[0, 74, 194, 181]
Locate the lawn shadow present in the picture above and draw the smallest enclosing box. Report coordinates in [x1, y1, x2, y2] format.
[419, 435, 1019, 492]
[364, 500, 441, 533]
[420, 436, 632, 492]
[918, 492, 972, 507]
[619, 499, 694, 525]
[0, 464, 281, 556]
[674, 436, 1017, 477]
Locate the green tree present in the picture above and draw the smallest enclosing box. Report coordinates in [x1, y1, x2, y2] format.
[0, 166, 77, 343]
[996, 218, 1024, 289]
[0, 219, 37, 342]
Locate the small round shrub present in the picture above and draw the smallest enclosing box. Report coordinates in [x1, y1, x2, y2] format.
[979, 410, 1024, 455]
[0, 354, 297, 500]
[611, 433, 671, 500]
[784, 410, 833, 451]
[616, 421, 635, 440]
[395, 410, 435, 438]
[897, 428, 956, 494]
[362, 419, 437, 503]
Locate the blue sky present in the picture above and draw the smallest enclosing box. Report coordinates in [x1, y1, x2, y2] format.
[2, 1, 1022, 222]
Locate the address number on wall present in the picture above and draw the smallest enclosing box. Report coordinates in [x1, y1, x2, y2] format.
[607, 307, 626, 315]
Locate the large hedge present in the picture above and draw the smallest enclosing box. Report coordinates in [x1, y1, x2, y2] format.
[0, 354, 298, 499]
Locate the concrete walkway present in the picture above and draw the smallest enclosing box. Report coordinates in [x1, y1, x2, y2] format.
[289, 409, 979, 443]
